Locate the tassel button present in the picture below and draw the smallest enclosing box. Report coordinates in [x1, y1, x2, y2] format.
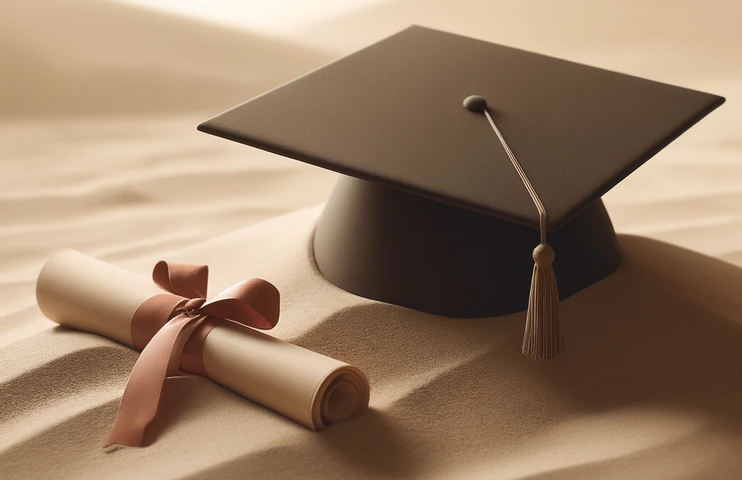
[532, 244, 555, 266]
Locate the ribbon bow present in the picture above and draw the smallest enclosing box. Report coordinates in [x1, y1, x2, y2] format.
[106, 261, 280, 447]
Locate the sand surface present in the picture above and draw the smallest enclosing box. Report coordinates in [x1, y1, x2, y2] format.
[1, 0, 741, 479]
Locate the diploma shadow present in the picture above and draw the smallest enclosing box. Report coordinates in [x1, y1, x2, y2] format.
[139, 374, 416, 477]
[194, 409, 417, 478]
[316, 409, 417, 476]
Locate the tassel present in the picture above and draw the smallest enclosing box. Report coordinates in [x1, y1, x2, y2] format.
[522, 244, 564, 360]
[462, 95, 565, 359]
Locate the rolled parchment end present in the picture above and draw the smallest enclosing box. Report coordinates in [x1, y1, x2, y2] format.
[315, 366, 369, 427]
[36, 250, 370, 429]
[202, 326, 369, 430]
[36, 250, 160, 347]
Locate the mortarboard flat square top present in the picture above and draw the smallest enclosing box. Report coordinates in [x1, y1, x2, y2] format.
[198, 25, 724, 230]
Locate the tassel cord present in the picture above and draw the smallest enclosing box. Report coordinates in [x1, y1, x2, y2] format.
[483, 109, 547, 244]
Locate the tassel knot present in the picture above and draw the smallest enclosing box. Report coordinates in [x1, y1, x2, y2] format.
[532, 243, 555, 266]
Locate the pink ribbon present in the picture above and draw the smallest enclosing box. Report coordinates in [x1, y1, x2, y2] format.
[106, 261, 280, 447]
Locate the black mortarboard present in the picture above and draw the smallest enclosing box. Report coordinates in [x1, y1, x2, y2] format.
[198, 26, 724, 358]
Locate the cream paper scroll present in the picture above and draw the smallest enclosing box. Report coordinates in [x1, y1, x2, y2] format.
[36, 250, 369, 431]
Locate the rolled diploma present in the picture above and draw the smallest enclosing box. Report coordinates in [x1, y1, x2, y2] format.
[36, 249, 369, 430]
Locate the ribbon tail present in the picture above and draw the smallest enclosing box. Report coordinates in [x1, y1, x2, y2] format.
[106, 314, 203, 447]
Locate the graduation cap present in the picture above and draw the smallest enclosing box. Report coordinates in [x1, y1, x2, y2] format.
[198, 26, 724, 359]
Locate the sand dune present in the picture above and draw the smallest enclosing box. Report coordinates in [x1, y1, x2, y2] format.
[1, 0, 331, 117]
[297, 0, 742, 69]
[0, 117, 337, 285]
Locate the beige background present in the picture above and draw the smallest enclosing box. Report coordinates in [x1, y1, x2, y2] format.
[1, 1, 741, 479]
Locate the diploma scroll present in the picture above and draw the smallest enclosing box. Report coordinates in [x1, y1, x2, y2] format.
[36, 250, 369, 439]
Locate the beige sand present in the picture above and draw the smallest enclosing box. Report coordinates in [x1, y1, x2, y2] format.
[1, 0, 742, 478]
